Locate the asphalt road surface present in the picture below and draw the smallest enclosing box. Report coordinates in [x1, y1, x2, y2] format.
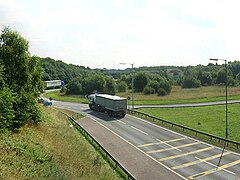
[134, 99, 240, 109]
[53, 101, 240, 179]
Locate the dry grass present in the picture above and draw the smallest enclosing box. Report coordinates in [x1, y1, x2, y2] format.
[118, 86, 240, 104]
[0, 106, 121, 180]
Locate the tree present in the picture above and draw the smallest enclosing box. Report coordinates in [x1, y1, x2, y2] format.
[182, 76, 201, 88]
[116, 81, 128, 92]
[0, 27, 43, 129]
[148, 80, 160, 92]
[104, 77, 116, 95]
[197, 70, 212, 86]
[66, 78, 82, 94]
[216, 68, 226, 84]
[143, 85, 155, 94]
[134, 72, 148, 92]
[82, 73, 106, 95]
[159, 80, 172, 94]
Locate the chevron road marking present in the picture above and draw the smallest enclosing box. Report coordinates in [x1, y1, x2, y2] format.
[188, 159, 240, 179]
[172, 151, 231, 170]
[138, 137, 186, 148]
[147, 142, 200, 154]
[159, 146, 214, 162]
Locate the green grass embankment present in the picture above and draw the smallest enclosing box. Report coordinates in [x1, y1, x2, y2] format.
[139, 104, 240, 142]
[0, 106, 120, 180]
[44, 86, 240, 105]
[44, 90, 88, 103]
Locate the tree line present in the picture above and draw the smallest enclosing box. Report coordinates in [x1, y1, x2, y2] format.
[40, 57, 91, 84]
[42, 59, 240, 97]
[0, 28, 43, 129]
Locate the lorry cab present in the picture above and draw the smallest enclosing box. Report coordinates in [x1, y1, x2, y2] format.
[88, 94, 96, 110]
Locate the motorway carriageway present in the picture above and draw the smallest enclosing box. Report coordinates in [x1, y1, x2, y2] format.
[53, 101, 240, 180]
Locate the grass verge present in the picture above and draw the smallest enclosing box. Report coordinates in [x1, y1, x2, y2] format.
[44, 86, 240, 105]
[44, 90, 88, 103]
[0, 106, 120, 180]
[119, 86, 240, 105]
[138, 104, 240, 142]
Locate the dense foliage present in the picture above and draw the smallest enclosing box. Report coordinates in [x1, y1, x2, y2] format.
[0, 27, 43, 129]
[40, 57, 90, 84]
[65, 73, 116, 95]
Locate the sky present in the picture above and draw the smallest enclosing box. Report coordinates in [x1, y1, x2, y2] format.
[1, 0, 240, 69]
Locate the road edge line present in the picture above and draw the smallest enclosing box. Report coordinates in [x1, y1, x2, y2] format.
[87, 115, 187, 180]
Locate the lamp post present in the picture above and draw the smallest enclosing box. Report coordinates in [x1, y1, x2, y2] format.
[210, 58, 228, 139]
[120, 63, 134, 110]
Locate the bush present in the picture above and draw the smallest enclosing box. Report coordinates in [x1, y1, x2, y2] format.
[157, 88, 167, 96]
[0, 88, 16, 129]
[134, 72, 148, 92]
[116, 81, 127, 92]
[159, 80, 172, 94]
[143, 86, 155, 94]
[182, 76, 201, 88]
[60, 86, 67, 93]
[148, 80, 160, 92]
[66, 80, 82, 94]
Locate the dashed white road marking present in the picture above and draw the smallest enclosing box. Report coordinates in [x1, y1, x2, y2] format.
[86, 115, 187, 180]
[131, 126, 149, 136]
[117, 120, 126, 125]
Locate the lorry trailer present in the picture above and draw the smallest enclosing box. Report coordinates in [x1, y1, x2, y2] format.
[43, 80, 64, 89]
[88, 94, 127, 118]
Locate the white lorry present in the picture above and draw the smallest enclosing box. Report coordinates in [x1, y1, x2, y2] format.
[88, 94, 127, 118]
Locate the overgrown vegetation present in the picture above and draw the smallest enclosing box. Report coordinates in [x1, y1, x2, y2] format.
[0, 27, 43, 129]
[0, 106, 120, 179]
[41, 57, 240, 99]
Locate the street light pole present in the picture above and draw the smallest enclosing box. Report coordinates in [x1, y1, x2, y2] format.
[120, 63, 134, 110]
[210, 58, 228, 169]
[209, 58, 228, 139]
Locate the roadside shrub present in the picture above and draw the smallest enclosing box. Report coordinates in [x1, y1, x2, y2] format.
[159, 80, 172, 94]
[148, 80, 160, 92]
[0, 88, 15, 129]
[134, 72, 148, 92]
[60, 86, 67, 93]
[157, 88, 167, 96]
[66, 80, 82, 94]
[116, 81, 127, 92]
[143, 86, 155, 94]
[104, 77, 116, 95]
[182, 76, 201, 88]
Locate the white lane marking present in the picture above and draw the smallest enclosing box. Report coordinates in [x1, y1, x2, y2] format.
[194, 156, 236, 175]
[156, 138, 182, 152]
[86, 115, 187, 180]
[117, 120, 126, 125]
[131, 126, 149, 136]
[128, 114, 186, 137]
[127, 114, 232, 154]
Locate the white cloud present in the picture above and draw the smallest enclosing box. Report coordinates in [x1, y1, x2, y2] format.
[1, 0, 240, 68]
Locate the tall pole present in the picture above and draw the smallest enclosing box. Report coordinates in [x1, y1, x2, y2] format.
[225, 60, 228, 139]
[209, 58, 228, 139]
[120, 63, 134, 110]
[131, 63, 134, 110]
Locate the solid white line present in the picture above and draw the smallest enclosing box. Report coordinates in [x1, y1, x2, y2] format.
[156, 138, 182, 152]
[194, 157, 235, 175]
[131, 126, 149, 136]
[86, 115, 187, 180]
[117, 120, 126, 125]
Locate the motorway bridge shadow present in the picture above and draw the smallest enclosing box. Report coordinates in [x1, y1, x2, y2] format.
[88, 111, 124, 121]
